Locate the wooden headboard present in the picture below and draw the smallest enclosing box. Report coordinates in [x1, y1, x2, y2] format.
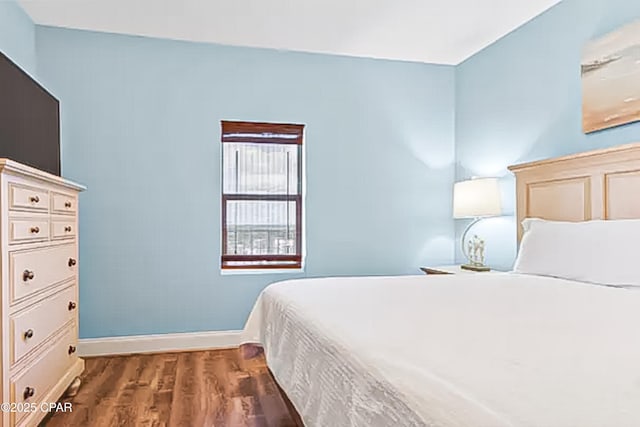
[508, 142, 640, 241]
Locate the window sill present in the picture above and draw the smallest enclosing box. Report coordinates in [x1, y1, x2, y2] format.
[220, 268, 304, 276]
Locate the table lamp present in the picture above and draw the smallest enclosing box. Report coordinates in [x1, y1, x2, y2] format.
[453, 177, 502, 271]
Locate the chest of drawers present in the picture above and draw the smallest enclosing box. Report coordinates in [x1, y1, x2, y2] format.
[0, 160, 85, 427]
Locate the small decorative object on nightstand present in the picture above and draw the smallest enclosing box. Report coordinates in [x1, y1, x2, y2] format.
[453, 177, 502, 272]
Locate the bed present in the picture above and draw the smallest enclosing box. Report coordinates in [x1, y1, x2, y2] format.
[242, 143, 640, 427]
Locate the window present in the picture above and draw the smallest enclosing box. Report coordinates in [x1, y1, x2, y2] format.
[221, 121, 304, 269]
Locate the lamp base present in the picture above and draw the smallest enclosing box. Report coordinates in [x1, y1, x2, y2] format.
[461, 264, 491, 272]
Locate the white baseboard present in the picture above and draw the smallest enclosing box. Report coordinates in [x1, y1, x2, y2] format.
[78, 330, 243, 357]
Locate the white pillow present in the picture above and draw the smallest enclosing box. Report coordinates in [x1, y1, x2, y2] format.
[513, 218, 640, 287]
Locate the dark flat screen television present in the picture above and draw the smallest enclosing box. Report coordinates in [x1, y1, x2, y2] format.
[0, 52, 60, 176]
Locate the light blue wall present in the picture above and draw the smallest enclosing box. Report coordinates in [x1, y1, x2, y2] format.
[455, 0, 640, 270]
[35, 27, 456, 338]
[0, 0, 37, 76]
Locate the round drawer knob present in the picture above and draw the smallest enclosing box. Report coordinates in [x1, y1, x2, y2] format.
[68, 301, 77, 311]
[23, 270, 35, 281]
[30, 196, 40, 203]
[65, 226, 72, 232]
[24, 329, 34, 339]
[68, 258, 77, 267]
[68, 345, 77, 355]
[30, 226, 40, 234]
[65, 201, 72, 208]
[23, 387, 35, 400]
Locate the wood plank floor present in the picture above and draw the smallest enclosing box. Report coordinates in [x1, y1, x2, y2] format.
[42, 348, 303, 427]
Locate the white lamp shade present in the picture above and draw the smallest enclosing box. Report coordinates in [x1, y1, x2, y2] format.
[453, 177, 502, 218]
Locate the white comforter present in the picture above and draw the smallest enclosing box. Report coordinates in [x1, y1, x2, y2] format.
[243, 273, 640, 427]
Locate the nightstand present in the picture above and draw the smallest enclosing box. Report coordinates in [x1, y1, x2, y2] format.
[420, 265, 499, 275]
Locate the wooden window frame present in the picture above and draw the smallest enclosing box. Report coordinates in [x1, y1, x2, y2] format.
[221, 121, 304, 270]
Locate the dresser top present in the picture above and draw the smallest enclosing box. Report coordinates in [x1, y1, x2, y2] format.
[0, 159, 85, 191]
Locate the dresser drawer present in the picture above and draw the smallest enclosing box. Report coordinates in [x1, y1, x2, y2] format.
[10, 245, 77, 304]
[9, 217, 50, 245]
[10, 285, 77, 365]
[9, 184, 49, 212]
[11, 324, 77, 424]
[51, 219, 76, 240]
[51, 192, 77, 215]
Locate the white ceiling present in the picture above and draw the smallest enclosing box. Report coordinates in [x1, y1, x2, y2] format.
[19, 0, 562, 65]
